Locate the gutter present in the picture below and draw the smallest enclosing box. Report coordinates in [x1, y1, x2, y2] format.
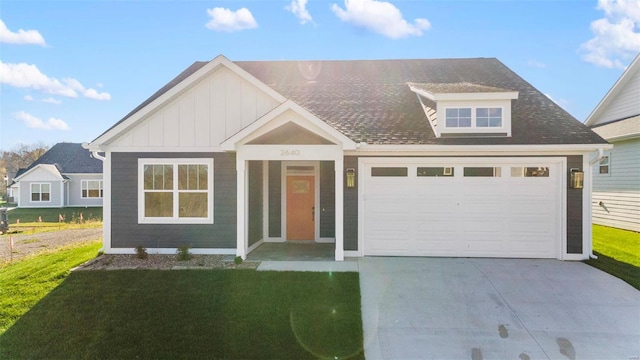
[90, 151, 106, 162]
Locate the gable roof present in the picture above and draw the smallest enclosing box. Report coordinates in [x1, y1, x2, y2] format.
[20, 143, 102, 176]
[585, 53, 640, 127]
[93, 56, 606, 147]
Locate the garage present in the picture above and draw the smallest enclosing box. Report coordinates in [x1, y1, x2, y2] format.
[360, 158, 565, 258]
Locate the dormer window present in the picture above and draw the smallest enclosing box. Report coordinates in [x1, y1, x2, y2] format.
[445, 107, 503, 128]
[445, 108, 471, 127]
[408, 82, 518, 138]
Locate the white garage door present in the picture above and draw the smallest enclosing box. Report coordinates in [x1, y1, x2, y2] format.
[362, 158, 564, 258]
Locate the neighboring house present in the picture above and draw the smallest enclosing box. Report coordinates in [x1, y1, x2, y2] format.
[85, 55, 609, 261]
[11, 143, 103, 208]
[585, 54, 640, 232]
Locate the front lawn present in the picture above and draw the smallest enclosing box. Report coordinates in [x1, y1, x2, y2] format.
[0, 266, 364, 359]
[585, 225, 640, 290]
[0, 240, 102, 333]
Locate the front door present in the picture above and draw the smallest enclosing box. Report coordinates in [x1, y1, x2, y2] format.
[286, 175, 315, 240]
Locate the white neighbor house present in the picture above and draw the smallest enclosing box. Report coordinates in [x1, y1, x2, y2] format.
[11, 143, 104, 208]
[586, 54, 640, 232]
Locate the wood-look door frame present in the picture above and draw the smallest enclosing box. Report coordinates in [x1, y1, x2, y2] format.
[281, 160, 319, 242]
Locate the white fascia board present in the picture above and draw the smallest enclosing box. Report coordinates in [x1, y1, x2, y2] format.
[407, 85, 518, 101]
[96, 146, 223, 153]
[603, 132, 640, 142]
[346, 143, 613, 156]
[88, 54, 287, 149]
[221, 99, 356, 151]
[585, 53, 640, 126]
[433, 91, 519, 101]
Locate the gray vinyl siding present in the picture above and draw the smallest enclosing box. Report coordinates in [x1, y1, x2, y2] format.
[268, 161, 281, 237]
[19, 180, 63, 208]
[343, 156, 359, 251]
[566, 155, 583, 254]
[320, 161, 335, 238]
[65, 174, 103, 207]
[592, 138, 640, 232]
[248, 161, 263, 246]
[110, 152, 236, 249]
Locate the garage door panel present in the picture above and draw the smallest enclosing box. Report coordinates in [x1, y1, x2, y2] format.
[363, 159, 562, 259]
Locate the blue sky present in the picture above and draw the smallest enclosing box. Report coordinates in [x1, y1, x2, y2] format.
[1, 0, 639, 151]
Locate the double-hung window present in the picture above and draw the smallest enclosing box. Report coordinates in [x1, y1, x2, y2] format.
[445, 107, 503, 128]
[599, 154, 610, 175]
[31, 183, 51, 202]
[138, 158, 214, 224]
[82, 180, 103, 198]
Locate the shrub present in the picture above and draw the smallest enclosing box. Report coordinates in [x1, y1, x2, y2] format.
[234, 256, 243, 265]
[176, 245, 192, 261]
[135, 245, 148, 259]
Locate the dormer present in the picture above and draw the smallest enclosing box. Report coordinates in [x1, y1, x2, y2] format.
[408, 82, 518, 138]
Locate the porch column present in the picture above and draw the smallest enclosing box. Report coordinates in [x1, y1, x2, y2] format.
[335, 158, 344, 261]
[236, 159, 247, 259]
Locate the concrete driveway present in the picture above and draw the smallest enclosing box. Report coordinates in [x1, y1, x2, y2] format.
[358, 257, 640, 359]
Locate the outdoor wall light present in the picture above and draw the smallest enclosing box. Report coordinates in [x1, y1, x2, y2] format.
[346, 168, 356, 188]
[570, 168, 584, 189]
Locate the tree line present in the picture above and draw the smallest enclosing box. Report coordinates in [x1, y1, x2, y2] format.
[1, 142, 50, 198]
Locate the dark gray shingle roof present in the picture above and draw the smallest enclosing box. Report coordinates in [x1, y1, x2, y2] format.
[24, 143, 102, 174]
[101, 57, 607, 146]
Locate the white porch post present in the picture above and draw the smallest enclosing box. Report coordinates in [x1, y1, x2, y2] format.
[335, 158, 344, 261]
[236, 158, 247, 259]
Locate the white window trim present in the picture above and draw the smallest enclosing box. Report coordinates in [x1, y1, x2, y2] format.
[81, 179, 104, 199]
[597, 152, 611, 176]
[30, 182, 51, 203]
[444, 106, 504, 129]
[138, 158, 214, 224]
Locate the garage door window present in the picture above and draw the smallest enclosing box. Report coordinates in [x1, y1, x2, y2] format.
[417, 167, 454, 177]
[464, 167, 501, 177]
[371, 167, 408, 177]
[510, 167, 549, 177]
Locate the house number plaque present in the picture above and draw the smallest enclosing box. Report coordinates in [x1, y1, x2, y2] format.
[280, 149, 301, 156]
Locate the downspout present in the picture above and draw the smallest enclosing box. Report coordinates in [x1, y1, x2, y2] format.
[588, 148, 605, 259]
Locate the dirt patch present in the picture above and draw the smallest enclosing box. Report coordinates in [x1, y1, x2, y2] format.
[78, 254, 260, 270]
[1, 228, 102, 263]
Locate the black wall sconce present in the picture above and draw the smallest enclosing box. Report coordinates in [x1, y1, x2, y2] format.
[346, 168, 356, 188]
[570, 168, 584, 189]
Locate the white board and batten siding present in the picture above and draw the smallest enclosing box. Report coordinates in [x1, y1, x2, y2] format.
[360, 157, 565, 259]
[592, 138, 640, 232]
[109, 67, 281, 149]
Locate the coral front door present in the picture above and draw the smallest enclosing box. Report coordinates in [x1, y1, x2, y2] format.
[286, 175, 315, 240]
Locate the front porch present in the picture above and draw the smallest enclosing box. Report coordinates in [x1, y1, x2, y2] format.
[246, 241, 335, 261]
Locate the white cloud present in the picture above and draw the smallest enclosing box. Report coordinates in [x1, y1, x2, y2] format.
[286, 0, 313, 24]
[205, 7, 258, 32]
[23, 95, 33, 101]
[331, 0, 430, 39]
[0, 61, 111, 100]
[580, 0, 640, 69]
[42, 97, 62, 104]
[83, 88, 111, 101]
[0, 19, 46, 46]
[13, 111, 69, 130]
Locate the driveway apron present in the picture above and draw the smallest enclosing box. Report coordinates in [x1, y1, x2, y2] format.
[358, 257, 640, 359]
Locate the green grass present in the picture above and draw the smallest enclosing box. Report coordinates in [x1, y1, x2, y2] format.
[585, 225, 640, 290]
[1, 207, 103, 235]
[0, 241, 102, 334]
[0, 268, 364, 359]
[5, 207, 103, 224]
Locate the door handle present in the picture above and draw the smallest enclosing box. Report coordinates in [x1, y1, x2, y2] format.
[312, 206, 315, 221]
